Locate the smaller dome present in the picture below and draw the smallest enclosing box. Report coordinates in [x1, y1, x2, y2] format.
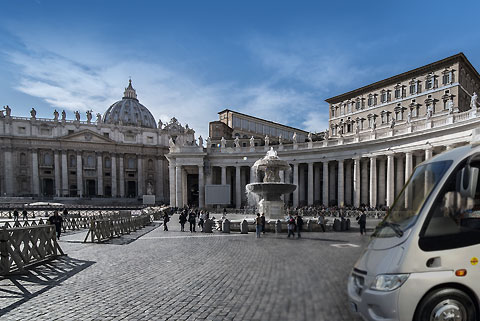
[103, 80, 157, 129]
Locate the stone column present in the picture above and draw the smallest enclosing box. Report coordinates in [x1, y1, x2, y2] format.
[425, 148, 433, 161]
[182, 167, 188, 206]
[307, 162, 314, 205]
[405, 152, 413, 208]
[76, 152, 83, 197]
[395, 155, 404, 197]
[299, 165, 305, 204]
[221, 166, 227, 185]
[250, 166, 257, 183]
[235, 165, 241, 209]
[169, 162, 176, 206]
[293, 163, 299, 207]
[314, 164, 321, 203]
[353, 158, 361, 208]
[329, 163, 336, 203]
[31, 149, 39, 196]
[54, 151, 61, 197]
[386, 154, 394, 207]
[119, 156, 124, 197]
[369, 157, 377, 208]
[361, 159, 369, 206]
[176, 165, 183, 208]
[378, 158, 386, 206]
[322, 161, 329, 207]
[61, 151, 68, 196]
[156, 158, 164, 202]
[345, 161, 352, 206]
[198, 164, 205, 208]
[97, 154, 103, 196]
[337, 160, 344, 207]
[4, 148, 14, 196]
[111, 154, 117, 197]
[137, 157, 143, 196]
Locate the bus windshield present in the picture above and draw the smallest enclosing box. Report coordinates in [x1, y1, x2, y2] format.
[373, 160, 452, 238]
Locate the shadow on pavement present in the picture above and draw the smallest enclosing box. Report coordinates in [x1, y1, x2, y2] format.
[0, 256, 95, 317]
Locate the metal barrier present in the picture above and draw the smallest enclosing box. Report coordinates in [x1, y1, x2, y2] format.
[84, 214, 152, 243]
[0, 225, 64, 275]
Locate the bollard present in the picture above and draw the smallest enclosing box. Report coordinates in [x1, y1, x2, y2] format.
[222, 219, 230, 233]
[240, 219, 249, 234]
[333, 219, 341, 231]
[203, 219, 213, 233]
[275, 220, 282, 234]
[306, 219, 313, 232]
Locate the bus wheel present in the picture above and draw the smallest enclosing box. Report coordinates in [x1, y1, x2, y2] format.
[415, 288, 476, 321]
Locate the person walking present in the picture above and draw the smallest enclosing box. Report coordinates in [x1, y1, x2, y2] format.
[198, 211, 205, 232]
[189, 211, 196, 232]
[22, 209, 28, 221]
[318, 214, 326, 232]
[163, 211, 170, 231]
[13, 209, 19, 222]
[48, 210, 63, 239]
[255, 213, 262, 238]
[261, 213, 266, 234]
[296, 214, 303, 238]
[179, 212, 187, 232]
[287, 215, 296, 238]
[356, 210, 367, 235]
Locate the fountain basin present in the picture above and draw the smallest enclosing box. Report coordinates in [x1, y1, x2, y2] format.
[246, 183, 296, 202]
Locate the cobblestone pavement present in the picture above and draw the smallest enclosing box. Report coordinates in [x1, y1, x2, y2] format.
[0, 216, 372, 321]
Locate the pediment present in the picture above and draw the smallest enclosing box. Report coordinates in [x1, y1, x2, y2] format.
[61, 129, 113, 143]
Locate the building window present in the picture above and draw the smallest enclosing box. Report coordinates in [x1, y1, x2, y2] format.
[409, 79, 421, 95]
[381, 90, 387, 103]
[331, 107, 335, 117]
[425, 74, 437, 90]
[70, 155, 76, 167]
[394, 86, 401, 99]
[103, 132, 110, 138]
[105, 157, 111, 169]
[147, 136, 154, 144]
[20, 153, 27, 166]
[44, 153, 53, 166]
[331, 125, 336, 136]
[442, 69, 455, 85]
[355, 99, 360, 110]
[368, 94, 373, 106]
[87, 155, 95, 168]
[128, 158, 135, 169]
[347, 102, 352, 114]
[18, 127, 26, 134]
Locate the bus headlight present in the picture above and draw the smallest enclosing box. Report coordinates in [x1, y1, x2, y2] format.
[370, 274, 409, 292]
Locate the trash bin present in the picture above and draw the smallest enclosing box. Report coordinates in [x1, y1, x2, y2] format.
[222, 219, 230, 233]
[203, 218, 213, 233]
[275, 220, 282, 233]
[240, 219, 249, 234]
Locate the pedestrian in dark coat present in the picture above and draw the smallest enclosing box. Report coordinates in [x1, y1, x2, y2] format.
[188, 211, 196, 232]
[163, 212, 170, 231]
[49, 210, 63, 239]
[296, 214, 304, 238]
[356, 211, 367, 235]
[179, 212, 187, 232]
[13, 209, 19, 222]
[22, 209, 28, 221]
[261, 213, 266, 234]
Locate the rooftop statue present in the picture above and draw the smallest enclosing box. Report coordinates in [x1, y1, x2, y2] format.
[265, 135, 269, 146]
[472, 92, 478, 108]
[96, 113, 102, 123]
[308, 132, 312, 142]
[220, 137, 226, 148]
[292, 132, 297, 143]
[324, 129, 329, 140]
[169, 137, 175, 148]
[75, 111, 80, 121]
[5, 105, 11, 117]
[53, 110, 59, 121]
[390, 118, 396, 129]
[86, 110, 93, 123]
[61, 110, 66, 121]
[250, 136, 255, 147]
[198, 135, 203, 147]
[278, 134, 283, 145]
[30, 108, 36, 119]
[234, 136, 240, 148]
[426, 105, 433, 119]
[407, 110, 412, 123]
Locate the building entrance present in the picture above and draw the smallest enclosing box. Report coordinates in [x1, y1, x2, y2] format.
[42, 179, 54, 196]
[86, 180, 96, 196]
[127, 181, 136, 198]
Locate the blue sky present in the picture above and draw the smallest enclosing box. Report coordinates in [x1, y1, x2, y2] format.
[1, 0, 480, 139]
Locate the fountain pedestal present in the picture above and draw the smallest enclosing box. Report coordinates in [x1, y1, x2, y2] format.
[258, 200, 285, 219]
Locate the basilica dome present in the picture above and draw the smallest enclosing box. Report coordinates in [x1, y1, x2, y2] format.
[103, 80, 157, 129]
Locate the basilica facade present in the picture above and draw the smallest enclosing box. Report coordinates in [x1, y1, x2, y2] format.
[0, 80, 194, 202]
[167, 53, 480, 209]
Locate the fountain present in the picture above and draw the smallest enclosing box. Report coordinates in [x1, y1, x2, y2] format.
[246, 147, 296, 219]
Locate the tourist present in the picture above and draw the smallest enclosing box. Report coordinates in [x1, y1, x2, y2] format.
[261, 213, 266, 234]
[188, 211, 196, 232]
[163, 211, 170, 231]
[255, 213, 262, 238]
[287, 215, 296, 238]
[13, 209, 19, 222]
[198, 211, 205, 231]
[296, 214, 303, 239]
[179, 212, 187, 232]
[318, 214, 326, 232]
[356, 210, 367, 235]
[48, 210, 63, 239]
[22, 209, 28, 221]
[63, 208, 69, 217]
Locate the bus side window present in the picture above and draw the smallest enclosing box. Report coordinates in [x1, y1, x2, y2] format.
[420, 162, 480, 251]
